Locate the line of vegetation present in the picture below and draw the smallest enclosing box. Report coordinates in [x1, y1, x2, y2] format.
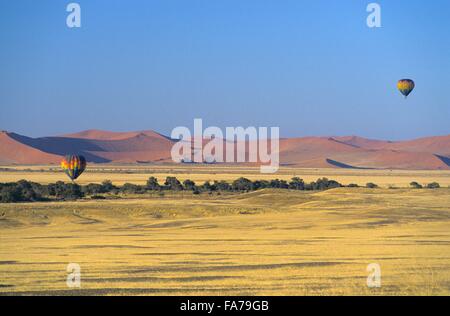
[0, 177, 443, 203]
[409, 181, 441, 189]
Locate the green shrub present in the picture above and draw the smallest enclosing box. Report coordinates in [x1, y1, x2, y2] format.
[201, 181, 212, 191]
[0, 185, 23, 202]
[83, 183, 106, 195]
[269, 179, 288, 189]
[410, 181, 423, 189]
[0, 180, 44, 202]
[146, 177, 161, 190]
[120, 183, 145, 194]
[289, 177, 305, 190]
[232, 178, 254, 191]
[101, 180, 115, 192]
[183, 179, 197, 191]
[164, 177, 183, 191]
[59, 183, 84, 200]
[427, 182, 440, 189]
[313, 178, 341, 190]
[215, 180, 231, 191]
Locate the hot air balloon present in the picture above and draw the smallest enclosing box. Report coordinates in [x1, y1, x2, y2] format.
[61, 155, 86, 181]
[397, 79, 415, 98]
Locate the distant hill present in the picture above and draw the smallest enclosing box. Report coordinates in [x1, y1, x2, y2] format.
[0, 130, 449, 170]
[0, 130, 174, 164]
[333, 135, 450, 156]
[0, 131, 61, 164]
[278, 136, 450, 170]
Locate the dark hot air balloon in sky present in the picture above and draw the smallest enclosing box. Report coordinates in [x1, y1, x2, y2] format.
[397, 79, 415, 98]
[61, 155, 86, 181]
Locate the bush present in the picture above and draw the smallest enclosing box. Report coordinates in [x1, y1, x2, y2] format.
[253, 180, 270, 190]
[366, 183, 378, 189]
[83, 183, 106, 195]
[50, 181, 84, 200]
[101, 180, 115, 192]
[0, 184, 23, 202]
[0, 180, 44, 203]
[426, 182, 440, 189]
[347, 183, 359, 188]
[269, 179, 288, 189]
[146, 177, 161, 190]
[215, 180, 231, 191]
[312, 178, 341, 190]
[183, 179, 197, 191]
[289, 177, 305, 190]
[232, 178, 254, 191]
[164, 177, 183, 191]
[59, 183, 84, 200]
[30, 182, 48, 196]
[201, 181, 212, 192]
[16, 180, 42, 201]
[251, 180, 263, 190]
[120, 183, 145, 194]
[410, 181, 423, 189]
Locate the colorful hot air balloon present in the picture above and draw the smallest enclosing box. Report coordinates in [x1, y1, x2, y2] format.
[397, 79, 415, 98]
[61, 155, 87, 181]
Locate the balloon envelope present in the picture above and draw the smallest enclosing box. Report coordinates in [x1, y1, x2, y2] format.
[61, 155, 86, 181]
[397, 79, 415, 98]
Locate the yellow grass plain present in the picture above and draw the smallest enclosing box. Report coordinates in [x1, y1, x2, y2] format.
[1, 165, 450, 295]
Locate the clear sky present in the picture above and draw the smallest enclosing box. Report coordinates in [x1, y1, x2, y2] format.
[0, 0, 449, 140]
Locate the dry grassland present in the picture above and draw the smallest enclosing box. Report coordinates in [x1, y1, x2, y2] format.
[1, 166, 449, 295]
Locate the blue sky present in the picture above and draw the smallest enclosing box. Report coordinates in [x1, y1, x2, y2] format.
[0, 0, 449, 140]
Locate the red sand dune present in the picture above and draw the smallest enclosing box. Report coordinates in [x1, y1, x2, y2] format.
[334, 135, 450, 156]
[279, 136, 450, 170]
[382, 135, 450, 156]
[63, 129, 170, 141]
[332, 136, 392, 149]
[0, 129, 449, 170]
[0, 131, 61, 164]
[1, 130, 175, 164]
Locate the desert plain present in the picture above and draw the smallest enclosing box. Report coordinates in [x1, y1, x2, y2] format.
[1, 165, 450, 295]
